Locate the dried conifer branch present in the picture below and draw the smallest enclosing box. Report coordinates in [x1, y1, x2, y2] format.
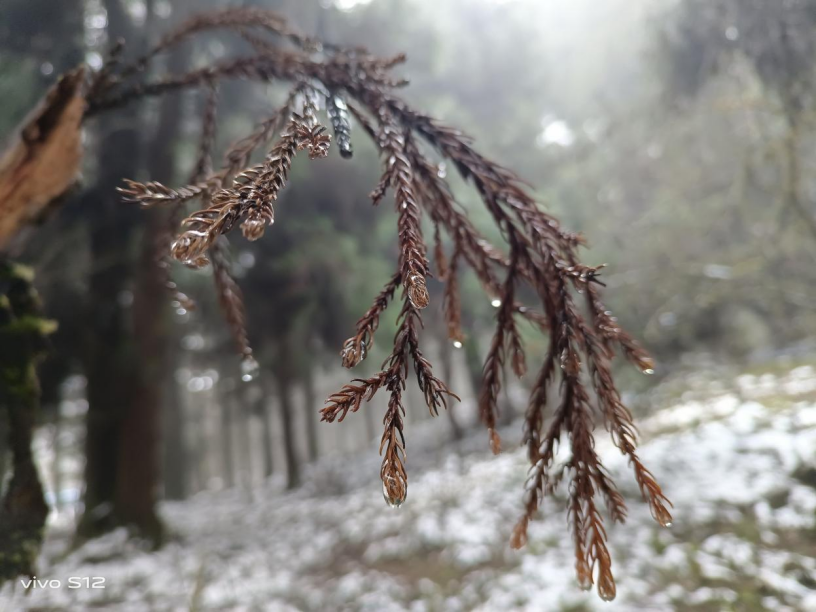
[479, 245, 524, 454]
[210, 239, 254, 361]
[219, 96, 296, 183]
[160, 81, 221, 310]
[86, 39, 125, 103]
[120, 7, 324, 80]
[433, 224, 448, 280]
[521, 342, 557, 463]
[106, 9, 669, 600]
[191, 81, 219, 184]
[442, 244, 464, 344]
[404, 134, 549, 331]
[238, 122, 299, 241]
[153, 229, 195, 313]
[118, 179, 212, 207]
[341, 272, 401, 368]
[396, 299, 460, 416]
[321, 371, 389, 423]
[168, 107, 330, 265]
[375, 94, 669, 597]
[380, 387, 408, 507]
[375, 110, 430, 310]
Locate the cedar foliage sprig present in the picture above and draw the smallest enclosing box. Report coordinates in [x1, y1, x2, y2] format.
[327, 93, 354, 159]
[101, 8, 670, 600]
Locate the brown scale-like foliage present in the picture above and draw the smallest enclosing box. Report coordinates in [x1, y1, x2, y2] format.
[95, 8, 671, 599]
[340, 272, 400, 369]
[441, 243, 464, 345]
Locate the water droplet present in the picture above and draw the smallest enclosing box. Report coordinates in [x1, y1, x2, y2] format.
[402, 202, 408, 209]
[382, 477, 406, 508]
[241, 356, 260, 382]
[437, 162, 447, 178]
[665, 521, 672, 528]
[491, 299, 502, 308]
[453, 340, 463, 349]
[642, 368, 655, 375]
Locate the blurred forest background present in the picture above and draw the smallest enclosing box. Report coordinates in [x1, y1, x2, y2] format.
[3, 0, 816, 610]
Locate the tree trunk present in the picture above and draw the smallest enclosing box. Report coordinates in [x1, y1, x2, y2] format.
[163, 367, 187, 499]
[273, 338, 300, 489]
[464, 335, 483, 413]
[114, 214, 165, 545]
[363, 399, 376, 443]
[302, 367, 319, 462]
[257, 390, 275, 479]
[236, 393, 255, 500]
[499, 364, 515, 426]
[51, 407, 63, 512]
[219, 386, 235, 489]
[80, 1, 189, 541]
[78, 0, 149, 543]
[0, 262, 52, 583]
[155, 42, 190, 502]
[440, 338, 463, 440]
[78, 138, 140, 540]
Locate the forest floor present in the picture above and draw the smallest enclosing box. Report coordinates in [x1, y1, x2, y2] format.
[3, 362, 816, 611]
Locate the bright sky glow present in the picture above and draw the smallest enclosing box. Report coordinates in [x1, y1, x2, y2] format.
[334, 0, 374, 10]
[539, 118, 576, 147]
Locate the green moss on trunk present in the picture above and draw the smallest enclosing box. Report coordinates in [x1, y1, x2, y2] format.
[0, 261, 54, 584]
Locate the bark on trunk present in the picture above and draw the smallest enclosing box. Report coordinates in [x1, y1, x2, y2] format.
[302, 367, 319, 462]
[114, 213, 165, 546]
[0, 262, 53, 583]
[258, 391, 275, 479]
[273, 338, 300, 489]
[219, 388, 235, 489]
[76, 0, 143, 545]
[163, 368, 187, 499]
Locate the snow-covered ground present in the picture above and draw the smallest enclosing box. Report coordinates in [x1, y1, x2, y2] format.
[3, 366, 816, 611]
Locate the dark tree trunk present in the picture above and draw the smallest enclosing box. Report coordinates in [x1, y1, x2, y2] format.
[302, 367, 319, 462]
[363, 399, 376, 442]
[78, 0, 159, 543]
[273, 337, 300, 489]
[114, 214, 165, 545]
[150, 43, 189, 503]
[0, 262, 52, 583]
[499, 364, 515, 427]
[163, 368, 187, 499]
[220, 394, 235, 489]
[236, 393, 255, 499]
[464, 335, 483, 412]
[51, 408, 63, 511]
[440, 338, 463, 440]
[77, 119, 141, 540]
[257, 388, 275, 479]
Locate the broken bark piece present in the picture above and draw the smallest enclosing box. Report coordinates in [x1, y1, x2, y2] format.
[0, 66, 86, 250]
